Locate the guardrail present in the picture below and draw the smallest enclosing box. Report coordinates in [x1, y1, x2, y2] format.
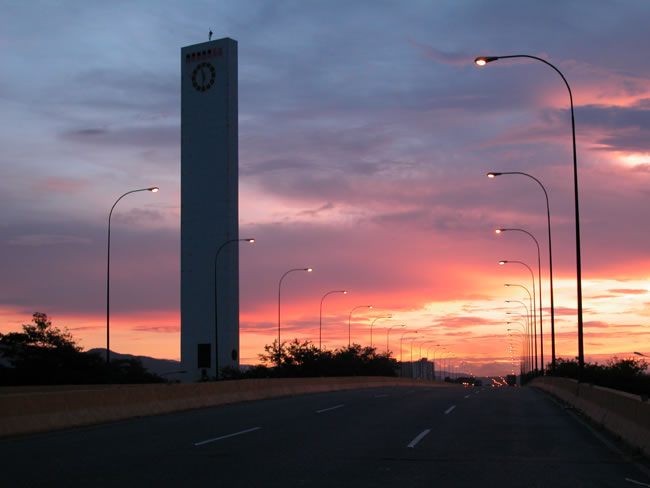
[0, 376, 450, 437]
[531, 376, 650, 458]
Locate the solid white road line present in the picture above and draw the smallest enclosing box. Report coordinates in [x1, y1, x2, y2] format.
[374, 394, 390, 398]
[316, 404, 345, 414]
[407, 429, 431, 448]
[444, 405, 456, 415]
[194, 427, 261, 446]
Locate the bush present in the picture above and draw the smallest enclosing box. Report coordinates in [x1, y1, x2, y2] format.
[0, 313, 165, 385]
[546, 357, 649, 396]
[219, 339, 399, 379]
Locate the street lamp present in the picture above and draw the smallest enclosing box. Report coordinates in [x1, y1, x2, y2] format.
[399, 330, 419, 363]
[370, 315, 392, 349]
[432, 346, 446, 381]
[278, 268, 313, 358]
[387, 324, 406, 355]
[496, 228, 544, 373]
[502, 263, 538, 371]
[106, 186, 159, 366]
[477, 53, 583, 376]
[507, 328, 527, 374]
[214, 238, 255, 377]
[488, 171, 556, 371]
[507, 318, 532, 373]
[505, 284, 536, 370]
[348, 305, 373, 347]
[420, 341, 439, 361]
[319, 290, 348, 349]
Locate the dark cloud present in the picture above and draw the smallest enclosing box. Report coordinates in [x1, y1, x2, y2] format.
[408, 40, 471, 67]
[61, 125, 178, 148]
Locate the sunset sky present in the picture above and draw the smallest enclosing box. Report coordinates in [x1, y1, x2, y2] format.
[2, 1, 650, 376]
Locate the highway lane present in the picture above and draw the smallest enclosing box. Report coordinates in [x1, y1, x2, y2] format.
[1, 385, 649, 487]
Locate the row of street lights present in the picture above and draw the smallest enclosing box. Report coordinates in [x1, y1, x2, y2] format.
[478, 53, 583, 376]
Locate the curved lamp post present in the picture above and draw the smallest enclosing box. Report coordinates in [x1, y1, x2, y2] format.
[488, 171, 556, 370]
[214, 238, 255, 377]
[432, 346, 447, 381]
[477, 54, 583, 376]
[507, 319, 532, 373]
[497, 229, 544, 373]
[319, 290, 348, 349]
[278, 268, 313, 357]
[370, 315, 392, 349]
[348, 305, 373, 347]
[502, 263, 538, 371]
[399, 330, 419, 363]
[106, 186, 159, 366]
[387, 324, 406, 355]
[505, 284, 536, 370]
[507, 328, 527, 374]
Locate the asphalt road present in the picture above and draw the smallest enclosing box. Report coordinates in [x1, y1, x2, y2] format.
[2, 385, 649, 487]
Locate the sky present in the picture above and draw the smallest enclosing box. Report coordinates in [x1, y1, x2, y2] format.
[2, 0, 650, 376]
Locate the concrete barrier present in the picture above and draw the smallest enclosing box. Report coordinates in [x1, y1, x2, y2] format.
[531, 377, 650, 458]
[0, 377, 450, 437]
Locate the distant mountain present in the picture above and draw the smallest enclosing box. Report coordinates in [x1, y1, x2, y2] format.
[86, 349, 183, 377]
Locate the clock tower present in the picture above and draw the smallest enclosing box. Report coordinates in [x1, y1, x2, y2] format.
[180, 38, 239, 381]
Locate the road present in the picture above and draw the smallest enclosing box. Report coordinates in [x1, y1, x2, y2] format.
[1, 385, 649, 487]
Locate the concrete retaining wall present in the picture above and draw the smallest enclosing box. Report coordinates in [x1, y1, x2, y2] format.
[0, 376, 447, 437]
[531, 377, 650, 458]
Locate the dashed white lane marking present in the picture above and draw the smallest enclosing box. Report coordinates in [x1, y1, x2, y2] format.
[194, 427, 261, 446]
[464, 394, 471, 399]
[625, 478, 650, 487]
[444, 405, 456, 415]
[316, 404, 345, 414]
[407, 429, 431, 448]
[374, 394, 390, 398]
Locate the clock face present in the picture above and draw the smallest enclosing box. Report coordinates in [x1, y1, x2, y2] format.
[191, 62, 216, 92]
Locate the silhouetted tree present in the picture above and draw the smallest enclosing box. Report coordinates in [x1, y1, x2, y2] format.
[0, 313, 165, 385]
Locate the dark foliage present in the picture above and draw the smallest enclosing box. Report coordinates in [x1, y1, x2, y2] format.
[0, 313, 165, 385]
[544, 357, 649, 396]
[219, 339, 399, 380]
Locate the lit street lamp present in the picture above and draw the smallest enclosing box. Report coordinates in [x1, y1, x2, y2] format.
[477, 53, 583, 376]
[488, 171, 556, 370]
[278, 268, 313, 357]
[387, 324, 406, 355]
[319, 290, 348, 349]
[106, 186, 159, 366]
[503, 264, 538, 372]
[497, 229, 544, 373]
[370, 315, 392, 349]
[348, 305, 373, 347]
[214, 238, 255, 377]
[399, 330, 419, 363]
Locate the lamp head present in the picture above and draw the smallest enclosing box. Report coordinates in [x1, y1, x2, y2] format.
[475, 56, 499, 66]
[495, 228, 504, 234]
[499, 260, 507, 265]
[486, 172, 502, 179]
[246, 238, 255, 243]
[305, 268, 313, 272]
[148, 187, 160, 193]
[343, 291, 348, 295]
[369, 305, 373, 309]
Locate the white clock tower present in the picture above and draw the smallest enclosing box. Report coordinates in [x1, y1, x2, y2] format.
[180, 38, 239, 381]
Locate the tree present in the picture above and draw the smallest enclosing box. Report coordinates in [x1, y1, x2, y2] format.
[0, 313, 165, 385]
